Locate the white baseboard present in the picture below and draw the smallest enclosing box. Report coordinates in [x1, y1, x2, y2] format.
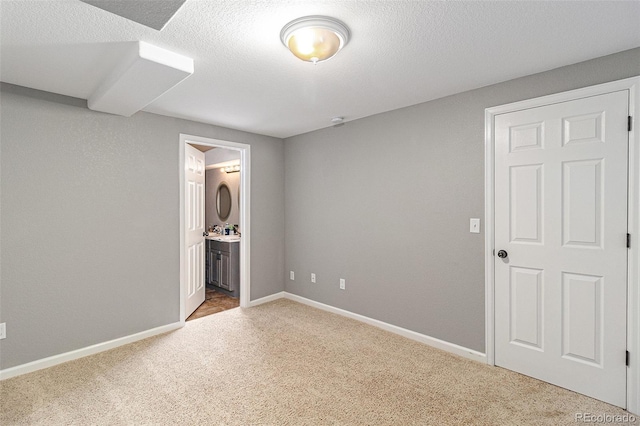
[248, 291, 285, 307]
[1, 293, 486, 381]
[0, 321, 183, 381]
[283, 292, 486, 363]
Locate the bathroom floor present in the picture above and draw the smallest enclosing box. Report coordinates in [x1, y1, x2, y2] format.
[187, 287, 240, 321]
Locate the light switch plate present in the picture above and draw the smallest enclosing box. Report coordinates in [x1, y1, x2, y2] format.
[0, 323, 6, 340]
[470, 218, 480, 233]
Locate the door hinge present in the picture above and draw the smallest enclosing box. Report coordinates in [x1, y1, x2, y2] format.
[629, 116, 633, 132]
[627, 350, 630, 367]
[628, 233, 631, 248]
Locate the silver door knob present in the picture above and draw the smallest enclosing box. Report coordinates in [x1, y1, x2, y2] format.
[497, 250, 508, 258]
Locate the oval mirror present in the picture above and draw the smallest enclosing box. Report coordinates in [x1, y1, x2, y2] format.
[216, 182, 232, 221]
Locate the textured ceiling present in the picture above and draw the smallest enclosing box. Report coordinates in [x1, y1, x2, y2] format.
[1, 1, 639, 138]
[79, 0, 187, 30]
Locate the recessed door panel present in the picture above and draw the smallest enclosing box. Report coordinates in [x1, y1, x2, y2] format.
[510, 164, 543, 244]
[187, 153, 197, 173]
[187, 181, 195, 231]
[562, 159, 603, 248]
[196, 182, 204, 230]
[563, 112, 604, 146]
[187, 245, 195, 297]
[196, 156, 204, 175]
[510, 122, 544, 152]
[509, 267, 543, 350]
[562, 272, 602, 366]
[196, 241, 204, 292]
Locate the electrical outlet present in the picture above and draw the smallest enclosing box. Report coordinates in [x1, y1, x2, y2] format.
[311, 273, 316, 283]
[290, 271, 295, 281]
[0, 323, 6, 340]
[340, 278, 346, 290]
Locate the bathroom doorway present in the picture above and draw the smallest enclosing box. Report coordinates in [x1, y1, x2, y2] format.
[179, 134, 251, 322]
[189, 145, 242, 320]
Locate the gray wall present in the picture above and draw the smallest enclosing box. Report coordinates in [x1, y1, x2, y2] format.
[284, 47, 640, 353]
[0, 83, 285, 369]
[205, 166, 240, 229]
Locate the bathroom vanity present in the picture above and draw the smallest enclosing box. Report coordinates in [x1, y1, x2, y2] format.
[206, 236, 240, 297]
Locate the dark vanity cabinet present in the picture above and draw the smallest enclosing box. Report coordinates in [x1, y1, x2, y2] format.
[206, 239, 240, 297]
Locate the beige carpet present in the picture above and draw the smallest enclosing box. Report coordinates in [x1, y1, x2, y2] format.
[0, 299, 633, 425]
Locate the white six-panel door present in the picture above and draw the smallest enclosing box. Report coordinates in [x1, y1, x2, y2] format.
[494, 90, 629, 407]
[185, 144, 206, 318]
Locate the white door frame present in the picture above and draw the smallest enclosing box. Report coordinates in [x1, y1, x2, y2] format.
[484, 76, 640, 414]
[179, 133, 251, 321]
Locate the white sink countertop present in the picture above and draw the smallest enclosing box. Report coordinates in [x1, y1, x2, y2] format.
[206, 235, 240, 243]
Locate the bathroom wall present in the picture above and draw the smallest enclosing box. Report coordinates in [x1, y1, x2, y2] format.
[205, 166, 240, 230]
[0, 83, 285, 369]
[205, 147, 240, 165]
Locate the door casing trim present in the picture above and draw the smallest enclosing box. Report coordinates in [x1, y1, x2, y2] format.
[484, 76, 640, 413]
[179, 134, 251, 322]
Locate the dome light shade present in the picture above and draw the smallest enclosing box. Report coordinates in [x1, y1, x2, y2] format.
[280, 16, 350, 64]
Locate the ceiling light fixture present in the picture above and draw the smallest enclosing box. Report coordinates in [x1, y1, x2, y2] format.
[280, 16, 350, 64]
[222, 164, 240, 173]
